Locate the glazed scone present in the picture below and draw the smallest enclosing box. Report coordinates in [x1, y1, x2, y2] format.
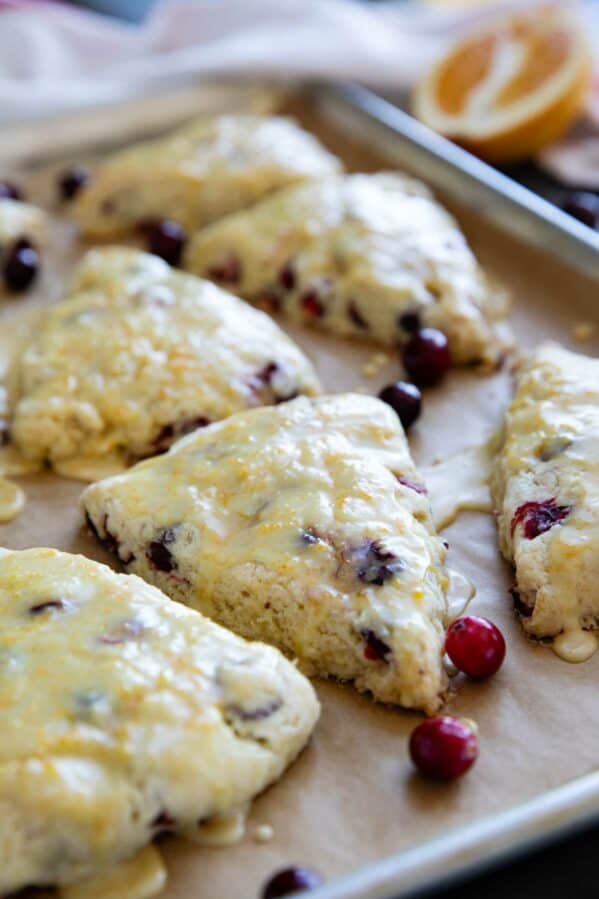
[0, 198, 46, 292]
[184, 173, 511, 366]
[0, 546, 319, 894]
[491, 343, 599, 657]
[68, 115, 341, 237]
[10, 247, 320, 476]
[83, 394, 449, 712]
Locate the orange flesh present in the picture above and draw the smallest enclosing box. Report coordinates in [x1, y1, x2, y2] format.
[497, 28, 572, 106]
[435, 18, 575, 116]
[436, 34, 496, 115]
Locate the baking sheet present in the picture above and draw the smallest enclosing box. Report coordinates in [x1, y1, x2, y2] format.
[2, 89, 599, 899]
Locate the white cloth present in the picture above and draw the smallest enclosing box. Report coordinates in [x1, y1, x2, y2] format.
[0, 0, 581, 124]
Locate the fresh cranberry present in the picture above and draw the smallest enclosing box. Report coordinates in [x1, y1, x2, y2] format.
[151, 415, 210, 454]
[349, 540, 403, 586]
[300, 289, 324, 318]
[152, 811, 177, 831]
[144, 219, 186, 267]
[262, 866, 323, 898]
[445, 616, 506, 679]
[511, 498, 571, 539]
[59, 165, 89, 201]
[0, 180, 22, 201]
[409, 716, 479, 781]
[402, 328, 451, 387]
[278, 263, 296, 291]
[362, 629, 392, 662]
[3, 238, 39, 291]
[347, 301, 368, 330]
[206, 253, 241, 284]
[378, 381, 422, 429]
[562, 191, 599, 229]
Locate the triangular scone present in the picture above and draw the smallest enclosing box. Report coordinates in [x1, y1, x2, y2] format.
[83, 394, 449, 712]
[68, 115, 341, 237]
[0, 198, 47, 292]
[491, 343, 599, 653]
[10, 248, 320, 476]
[0, 547, 319, 895]
[184, 173, 511, 366]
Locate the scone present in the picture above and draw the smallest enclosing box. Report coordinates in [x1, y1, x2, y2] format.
[10, 247, 320, 476]
[184, 173, 510, 366]
[0, 198, 46, 292]
[0, 546, 319, 895]
[83, 394, 449, 712]
[491, 343, 599, 657]
[68, 115, 341, 237]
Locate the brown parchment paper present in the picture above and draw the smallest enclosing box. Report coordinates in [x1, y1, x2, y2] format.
[2, 92, 599, 899]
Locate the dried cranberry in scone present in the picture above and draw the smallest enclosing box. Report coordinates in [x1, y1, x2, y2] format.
[185, 173, 511, 367]
[83, 393, 450, 712]
[492, 343, 599, 653]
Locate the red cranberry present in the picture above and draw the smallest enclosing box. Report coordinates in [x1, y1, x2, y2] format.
[398, 311, 421, 333]
[510, 586, 533, 618]
[350, 540, 403, 586]
[29, 600, 66, 615]
[147, 527, 178, 573]
[402, 328, 451, 387]
[562, 191, 599, 229]
[300, 289, 324, 318]
[362, 629, 392, 662]
[511, 498, 571, 539]
[206, 253, 241, 284]
[59, 166, 89, 201]
[262, 866, 323, 898]
[145, 219, 186, 267]
[347, 301, 368, 330]
[445, 616, 506, 679]
[378, 381, 422, 429]
[278, 263, 296, 291]
[0, 180, 22, 201]
[409, 716, 479, 781]
[3, 238, 39, 291]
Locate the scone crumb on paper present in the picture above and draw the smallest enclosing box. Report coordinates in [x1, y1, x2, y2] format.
[361, 352, 391, 378]
[572, 321, 594, 341]
[254, 824, 275, 844]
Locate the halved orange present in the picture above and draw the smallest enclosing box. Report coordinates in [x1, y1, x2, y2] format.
[413, 6, 592, 163]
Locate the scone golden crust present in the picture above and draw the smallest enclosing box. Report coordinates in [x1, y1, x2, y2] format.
[10, 248, 320, 474]
[184, 173, 511, 365]
[0, 199, 46, 290]
[68, 115, 341, 237]
[491, 343, 599, 642]
[83, 394, 449, 712]
[0, 546, 319, 894]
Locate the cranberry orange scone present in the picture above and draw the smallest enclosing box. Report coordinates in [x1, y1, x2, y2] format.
[68, 115, 341, 237]
[185, 173, 511, 366]
[83, 394, 450, 712]
[0, 546, 319, 895]
[491, 343, 599, 662]
[0, 198, 46, 293]
[10, 248, 320, 477]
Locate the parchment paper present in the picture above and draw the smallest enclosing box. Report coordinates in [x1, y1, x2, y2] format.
[2, 92, 598, 899]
